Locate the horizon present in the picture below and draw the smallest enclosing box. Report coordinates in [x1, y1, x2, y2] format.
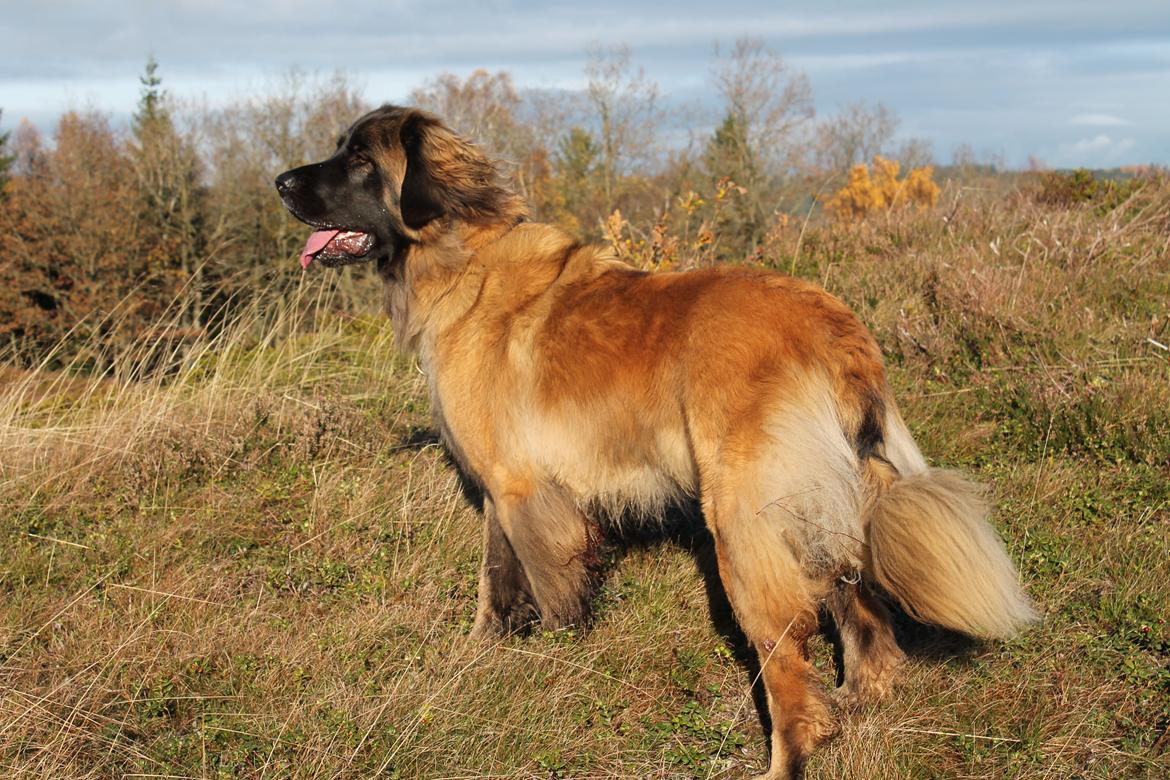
[2, 1, 1168, 170]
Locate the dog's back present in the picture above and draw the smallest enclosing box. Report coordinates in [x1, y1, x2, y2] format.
[437, 225, 1036, 775]
[279, 107, 1036, 779]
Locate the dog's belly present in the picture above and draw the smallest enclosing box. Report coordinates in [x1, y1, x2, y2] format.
[521, 409, 698, 518]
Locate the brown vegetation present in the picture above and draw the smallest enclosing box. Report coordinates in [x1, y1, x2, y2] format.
[1, 42, 1168, 779]
[0, 40, 974, 368]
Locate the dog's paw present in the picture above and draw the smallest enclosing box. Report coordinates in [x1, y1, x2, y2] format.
[835, 643, 905, 711]
[833, 664, 900, 710]
[466, 615, 506, 644]
[832, 684, 874, 711]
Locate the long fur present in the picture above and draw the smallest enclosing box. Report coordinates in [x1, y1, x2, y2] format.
[281, 105, 1039, 779]
[864, 408, 1036, 638]
[865, 468, 1038, 639]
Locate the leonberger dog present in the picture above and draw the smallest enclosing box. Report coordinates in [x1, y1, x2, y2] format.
[276, 106, 1036, 779]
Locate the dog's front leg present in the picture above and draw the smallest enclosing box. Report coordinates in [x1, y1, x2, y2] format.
[469, 497, 538, 640]
[476, 483, 594, 632]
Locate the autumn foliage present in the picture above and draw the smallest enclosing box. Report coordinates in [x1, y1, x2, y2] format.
[0, 113, 176, 367]
[0, 71, 366, 368]
[824, 156, 940, 219]
[0, 46, 1054, 369]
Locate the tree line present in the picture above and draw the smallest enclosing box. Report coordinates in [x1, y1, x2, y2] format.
[0, 40, 945, 369]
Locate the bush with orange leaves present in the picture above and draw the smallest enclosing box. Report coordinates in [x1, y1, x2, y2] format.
[824, 155, 940, 219]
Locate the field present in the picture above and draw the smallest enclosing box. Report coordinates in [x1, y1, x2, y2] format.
[1, 181, 1168, 779]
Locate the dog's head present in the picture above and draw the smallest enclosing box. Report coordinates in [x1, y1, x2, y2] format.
[275, 105, 517, 269]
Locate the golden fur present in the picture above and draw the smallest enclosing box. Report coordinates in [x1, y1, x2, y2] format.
[287, 106, 1038, 780]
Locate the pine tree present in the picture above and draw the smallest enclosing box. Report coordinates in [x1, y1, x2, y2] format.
[0, 109, 14, 198]
[557, 127, 600, 186]
[551, 127, 603, 234]
[134, 56, 164, 133]
[703, 113, 757, 187]
[702, 112, 765, 248]
[130, 57, 205, 328]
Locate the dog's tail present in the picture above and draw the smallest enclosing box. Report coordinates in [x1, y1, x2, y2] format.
[862, 410, 1038, 639]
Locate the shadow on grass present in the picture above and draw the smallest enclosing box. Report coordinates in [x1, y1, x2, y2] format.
[600, 503, 983, 741]
[394, 424, 486, 512]
[394, 422, 982, 744]
[604, 503, 774, 739]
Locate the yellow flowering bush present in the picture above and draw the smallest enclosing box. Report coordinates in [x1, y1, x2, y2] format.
[825, 156, 940, 219]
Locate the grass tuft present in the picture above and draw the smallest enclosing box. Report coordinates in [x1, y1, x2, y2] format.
[2, 183, 1169, 777]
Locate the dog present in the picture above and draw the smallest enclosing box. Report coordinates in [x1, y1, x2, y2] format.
[276, 105, 1037, 779]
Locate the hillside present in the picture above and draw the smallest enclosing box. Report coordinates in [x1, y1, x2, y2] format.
[1, 182, 1168, 779]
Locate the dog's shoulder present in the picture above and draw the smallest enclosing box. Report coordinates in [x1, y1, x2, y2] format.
[475, 223, 632, 300]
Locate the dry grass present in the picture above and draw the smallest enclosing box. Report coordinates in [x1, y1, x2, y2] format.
[1, 181, 1168, 779]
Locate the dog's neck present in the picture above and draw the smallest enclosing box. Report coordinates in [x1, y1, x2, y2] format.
[379, 214, 524, 363]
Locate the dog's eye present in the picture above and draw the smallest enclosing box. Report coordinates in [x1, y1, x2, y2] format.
[348, 151, 372, 169]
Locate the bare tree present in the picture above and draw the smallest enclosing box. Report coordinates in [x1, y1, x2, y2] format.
[895, 137, 935, 171]
[701, 38, 815, 251]
[410, 70, 548, 202]
[410, 70, 526, 158]
[9, 118, 46, 178]
[951, 143, 978, 171]
[709, 37, 815, 178]
[815, 100, 900, 173]
[582, 44, 662, 208]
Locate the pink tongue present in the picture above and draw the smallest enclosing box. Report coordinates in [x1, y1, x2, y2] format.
[300, 229, 341, 269]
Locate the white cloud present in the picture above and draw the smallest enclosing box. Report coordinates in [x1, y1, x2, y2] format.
[1070, 113, 1132, 127]
[2, 1, 1168, 166]
[1056, 134, 1137, 165]
[1073, 134, 1113, 153]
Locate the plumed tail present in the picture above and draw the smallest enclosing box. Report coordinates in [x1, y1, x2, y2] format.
[865, 468, 1038, 639]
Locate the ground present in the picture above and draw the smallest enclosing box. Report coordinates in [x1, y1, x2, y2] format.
[1, 186, 1168, 778]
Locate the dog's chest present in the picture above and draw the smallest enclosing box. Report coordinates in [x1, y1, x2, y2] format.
[517, 405, 699, 515]
[425, 328, 698, 514]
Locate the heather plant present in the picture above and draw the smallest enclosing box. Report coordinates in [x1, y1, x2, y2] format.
[2, 175, 1167, 779]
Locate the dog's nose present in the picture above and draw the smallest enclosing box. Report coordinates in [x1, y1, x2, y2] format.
[275, 171, 298, 194]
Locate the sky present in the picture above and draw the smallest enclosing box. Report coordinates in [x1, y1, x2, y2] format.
[1, 0, 1168, 169]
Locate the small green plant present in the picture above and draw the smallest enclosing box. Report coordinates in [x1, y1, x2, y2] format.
[533, 749, 567, 777]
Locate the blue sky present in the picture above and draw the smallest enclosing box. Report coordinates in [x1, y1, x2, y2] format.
[1, 0, 1168, 168]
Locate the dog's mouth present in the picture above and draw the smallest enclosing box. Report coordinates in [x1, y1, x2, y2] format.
[299, 229, 376, 269]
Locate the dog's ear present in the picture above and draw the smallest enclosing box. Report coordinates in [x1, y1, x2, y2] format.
[399, 114, 448, 230]
[398, 111, 518, 230]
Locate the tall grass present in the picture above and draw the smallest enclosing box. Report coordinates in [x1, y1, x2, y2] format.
[0, 273, 392, 494]
[1, 180, 1168, 778]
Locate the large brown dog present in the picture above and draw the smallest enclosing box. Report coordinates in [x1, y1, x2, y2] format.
[276, 106, 1037, 779]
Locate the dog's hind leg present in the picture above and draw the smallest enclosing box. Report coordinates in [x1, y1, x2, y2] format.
[488, 483, 595, 630]
[469, 498, 538, 640]
[703, 487, 838, 780]
[824, 580, 905, 707]
[697, 403, 877, 778]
